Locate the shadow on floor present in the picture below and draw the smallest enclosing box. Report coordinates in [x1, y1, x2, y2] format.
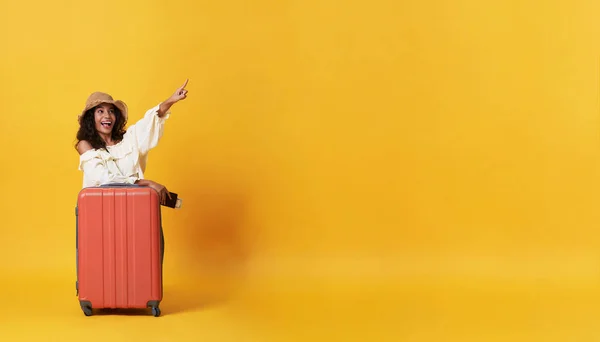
[88, 308, 156, 316]
[159, 181, 256, 315]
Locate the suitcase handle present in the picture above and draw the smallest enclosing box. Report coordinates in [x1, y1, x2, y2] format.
[100, 183, 141, 187]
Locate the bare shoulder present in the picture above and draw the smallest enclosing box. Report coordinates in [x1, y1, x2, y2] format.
[76, 140, 94, 155]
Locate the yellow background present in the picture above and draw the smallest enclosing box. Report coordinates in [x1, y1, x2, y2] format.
[0, 0, 599, 341]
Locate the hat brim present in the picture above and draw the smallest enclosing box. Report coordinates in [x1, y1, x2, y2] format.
[78, 99, 128, 123]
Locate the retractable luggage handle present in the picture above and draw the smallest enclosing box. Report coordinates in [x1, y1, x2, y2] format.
[99, 183, 173, 207]
[100, 183, 141, 187]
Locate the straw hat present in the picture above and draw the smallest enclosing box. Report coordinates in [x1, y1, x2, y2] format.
[78, 92, 128, 123]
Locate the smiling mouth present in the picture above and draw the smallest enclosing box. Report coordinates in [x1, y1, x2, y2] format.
[101, 121, 112, 128]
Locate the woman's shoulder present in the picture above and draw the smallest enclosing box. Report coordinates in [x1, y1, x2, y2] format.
[76, 140, 94, 155]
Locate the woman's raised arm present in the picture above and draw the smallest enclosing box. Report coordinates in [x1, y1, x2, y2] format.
[128, 79, 190, 156]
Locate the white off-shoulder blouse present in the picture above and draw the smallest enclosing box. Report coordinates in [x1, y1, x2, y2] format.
[78, 104, 170, 188]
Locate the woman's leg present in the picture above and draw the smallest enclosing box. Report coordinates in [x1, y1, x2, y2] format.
[160, 225, 165, 264]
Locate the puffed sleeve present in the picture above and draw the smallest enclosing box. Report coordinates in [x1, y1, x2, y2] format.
[79, 150, 109, 187]
[79, 149, 137, 187]
[127, 104, 170, 156]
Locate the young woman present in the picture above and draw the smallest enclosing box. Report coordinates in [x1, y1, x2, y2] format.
[75, 80, 189, 204]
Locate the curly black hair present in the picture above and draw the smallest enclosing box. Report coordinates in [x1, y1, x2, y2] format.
[75, 105, 127, 151]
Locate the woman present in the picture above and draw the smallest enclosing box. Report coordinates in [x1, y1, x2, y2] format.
[75, 79, 189, 204]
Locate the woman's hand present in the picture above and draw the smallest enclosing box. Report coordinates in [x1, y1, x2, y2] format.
[136, 179, 172, 205]
[170, 79, 189, 102]
[158, 79, 189, 117]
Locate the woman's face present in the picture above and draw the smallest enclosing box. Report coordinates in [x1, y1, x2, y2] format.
[94, 104, 116, 136]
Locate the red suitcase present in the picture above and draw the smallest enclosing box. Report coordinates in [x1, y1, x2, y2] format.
[76, 183, 163, 317]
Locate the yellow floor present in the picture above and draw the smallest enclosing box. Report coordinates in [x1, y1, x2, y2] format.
[0, 274, 395, 341]
[1, 269, 599, 341]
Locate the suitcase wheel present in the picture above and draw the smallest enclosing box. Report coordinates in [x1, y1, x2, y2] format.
[81, 304, 93, 316]
[151, 306, 161, 317]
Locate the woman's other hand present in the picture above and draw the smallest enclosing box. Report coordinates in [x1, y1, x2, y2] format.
[135, 179, 172, 205]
